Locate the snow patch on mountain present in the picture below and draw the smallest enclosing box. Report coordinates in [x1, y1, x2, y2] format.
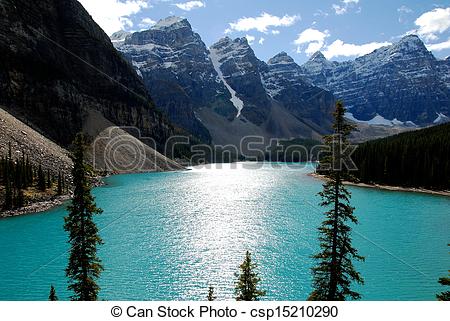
[433, 112, 450, 124]
[300, 35, 450, 125]
[153, 16, 188, 30]
[345, 112, 417, 127]
[209, 48, 244, 117]
[110, 30, 131, 45]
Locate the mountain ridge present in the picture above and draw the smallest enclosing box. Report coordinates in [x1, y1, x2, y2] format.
[299, 34, 450, 125]
[114, 17, 336, 146]
[0, 0, 176, 149]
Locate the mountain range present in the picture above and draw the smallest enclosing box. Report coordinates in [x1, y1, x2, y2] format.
[1, 0, 449, 171]
[114, 17, 450, 145]
[114, 17, 335, 146]
[300, 35, 450, 126]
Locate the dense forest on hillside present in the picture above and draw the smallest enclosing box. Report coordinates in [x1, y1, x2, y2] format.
[0, 143, 68, 211]
[352, 123, 450, 190]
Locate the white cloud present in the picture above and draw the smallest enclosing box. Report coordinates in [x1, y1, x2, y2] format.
[225, 12, 300, 34]
[332, 4, 347, 15]
[139, 17, 156, 29]
[323, 39, 391, 59]
[332, 0, 359, 15]
[174, 1, 205, 11]
[414, 7, 450, 41]
[397, 5, 413, 23]
[78, 0, 149, 35]
[258, 37, 265, 45]
[245, 35, 255, 45]
[271, 30, 280, 35]
[294, 28, 330, 55]
[426, 38, 450, 51]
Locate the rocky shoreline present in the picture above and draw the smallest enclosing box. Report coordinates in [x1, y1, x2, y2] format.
[0, 195, 71, 218]
[309, 172, 450, 197]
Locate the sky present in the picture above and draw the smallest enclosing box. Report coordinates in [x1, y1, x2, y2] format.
[78, 0, 450, 64]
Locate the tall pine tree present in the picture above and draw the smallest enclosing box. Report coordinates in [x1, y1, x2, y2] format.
[37, 165, 46, 192]
[3, 175, 13, 210]
[57, 172, 63, 195]
[309, 101, 364, 301]
[207, 285, 216, 301]
[64, 134, 103, 301]
[49, 285, 58, 301]
[235, 251, 266, 301]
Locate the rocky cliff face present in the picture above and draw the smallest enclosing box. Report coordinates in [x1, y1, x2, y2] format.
[299, 35, 450, 125]
[260, 52, 334, 132]
[0, 0, 173, 148]
[209, 37, 273, 126]
[115, 19, 335, 145]
[116, 17, 237, 142]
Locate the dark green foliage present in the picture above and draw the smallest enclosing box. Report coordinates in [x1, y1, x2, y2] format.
[235, 251, 266, 301]
[309, 101, 364, 301]
[207, 285, 216, 301]
[4, 176, 13, 210]
[437, 244, 450, 301]
[16, 189, 24, 208]
[57, 172, 63, 195]
[37, 165, 46, 192]
[49, 285, 58, 301]
[0, 148, 44, 210]
[47, 169, 51, 189]
[64, 134, 103, 301]
[352, 123, 450, 190]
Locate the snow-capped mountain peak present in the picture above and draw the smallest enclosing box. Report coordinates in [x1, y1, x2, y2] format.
[386, 34, 430, 59]
[299, 34, 449, 125]
[152, 16, 190, 30]
[310, 51, 327, 62]
[110, 30, 131, 43]
[267, 52, 295, 65]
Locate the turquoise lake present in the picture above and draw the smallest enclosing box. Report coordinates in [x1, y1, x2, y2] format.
[0, 162, 448, 300]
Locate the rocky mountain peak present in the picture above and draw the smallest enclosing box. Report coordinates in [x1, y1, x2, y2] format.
[299, 35, 449, 125]
[153, 16, 191, 31]
[123, 16, 199, 47]
[212, 36, 233, 48]
[390, 34, 429, 54]
[210, 36, 255, 60]
[267, 52, 295, 65]
[310, 51, 327, 62]
[110, 30, 131, 43]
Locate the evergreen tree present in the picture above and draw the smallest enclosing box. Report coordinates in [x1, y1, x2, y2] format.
[57, 172, 63, 195]
[352, 122, 450, 190]
[207, 285, 216, 301]
[3, 176, 13, 210]
[309, 101, 364, 301]
[64, 134, 103, 301]
[37, 165, 46, 191]
[15, 188, 24, 208]
[49, 285, 58, 301]
[47, 169, 51, 189]
[62, 175, 66, 194]
[437, 244, 450, 301]
[235, 251, 266, 301]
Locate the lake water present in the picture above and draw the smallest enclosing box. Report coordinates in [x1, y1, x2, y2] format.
[0, 163, 448, 301]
